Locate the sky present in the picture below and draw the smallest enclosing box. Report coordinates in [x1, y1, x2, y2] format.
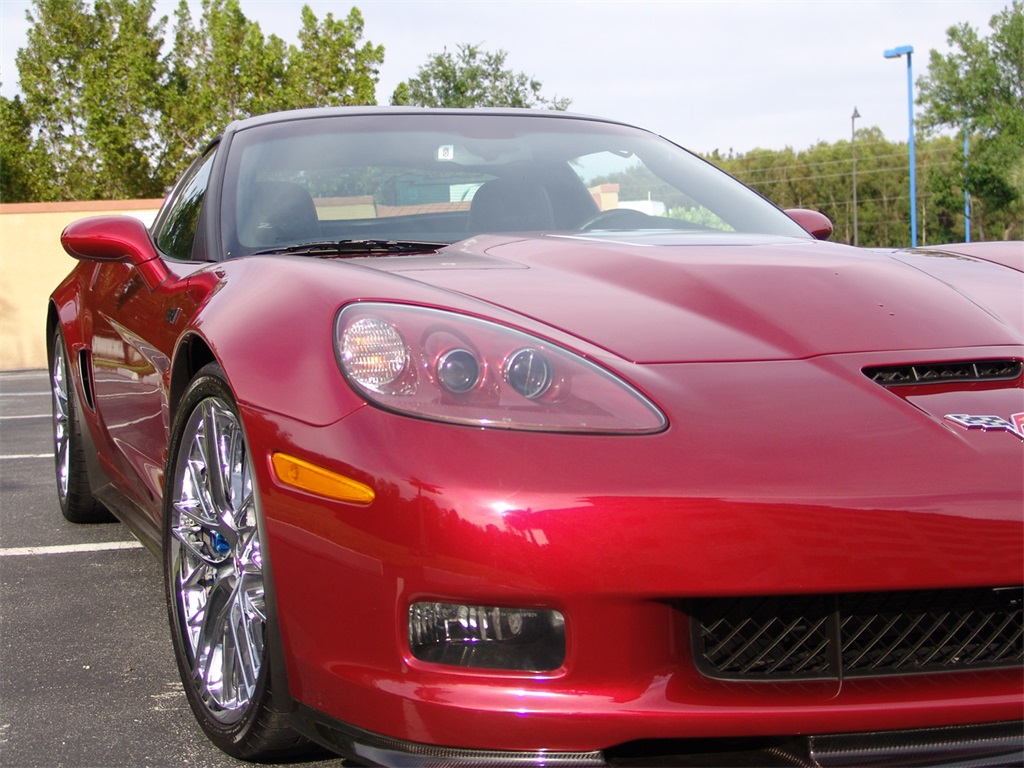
[0, 0, 1010, 155]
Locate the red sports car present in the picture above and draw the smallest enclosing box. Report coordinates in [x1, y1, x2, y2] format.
[48, 108, 1023, 767]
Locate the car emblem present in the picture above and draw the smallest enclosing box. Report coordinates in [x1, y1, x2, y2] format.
[945, 413, 1024, 441]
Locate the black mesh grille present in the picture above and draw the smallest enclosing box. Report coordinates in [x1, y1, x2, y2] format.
[691, 587, 1023, 681]
[864, 359, 1022, 386]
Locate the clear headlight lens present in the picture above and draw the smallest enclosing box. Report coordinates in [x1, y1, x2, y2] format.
[340, 316, 407, 391]
[335, 303, 667, 433]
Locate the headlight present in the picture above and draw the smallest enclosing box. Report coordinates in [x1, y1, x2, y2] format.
[335, 303, 667, 433]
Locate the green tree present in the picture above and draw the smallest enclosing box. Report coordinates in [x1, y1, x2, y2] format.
[710, 130, 938, 248]
[287, 6, 383, 107]
[917, 0, 1024, 239]
[391, 43, 570, 110]
[11, 0, 385, 201]
[16, 0, 104, 200]
[0, 95, 35, 201]
[921, 135, 967, 244]
[85, 0, 168, 198]
[161, 1, 383, 185]
[161, 0, 290, 169]
[16, 0, 168, 200]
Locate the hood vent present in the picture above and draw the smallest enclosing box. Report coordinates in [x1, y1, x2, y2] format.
[865, 359, 1022, 387]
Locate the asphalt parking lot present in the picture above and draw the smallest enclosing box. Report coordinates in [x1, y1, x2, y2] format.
[0, 369, 343, 768]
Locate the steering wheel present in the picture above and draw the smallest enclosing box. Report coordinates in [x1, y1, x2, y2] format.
[578, 208, 655, 231]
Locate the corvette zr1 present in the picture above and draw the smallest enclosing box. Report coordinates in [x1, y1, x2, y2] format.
[47, 108, 1023, 767]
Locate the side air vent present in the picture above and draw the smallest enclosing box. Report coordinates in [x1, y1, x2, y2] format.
[78, 348, 96, 410]
[864, 359, 1022, 387]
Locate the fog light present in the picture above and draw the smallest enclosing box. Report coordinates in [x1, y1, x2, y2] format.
[409, 602, 565, 671]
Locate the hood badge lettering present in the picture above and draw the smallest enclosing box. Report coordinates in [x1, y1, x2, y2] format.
[945, 413, 1024, 441]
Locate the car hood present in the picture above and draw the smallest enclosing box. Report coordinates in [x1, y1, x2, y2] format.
[362, 232, 1024, 363]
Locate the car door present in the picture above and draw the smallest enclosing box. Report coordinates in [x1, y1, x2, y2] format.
[87, 148, 218, 522]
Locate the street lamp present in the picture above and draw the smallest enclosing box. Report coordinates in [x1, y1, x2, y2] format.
[963, 121, 971, 242]
[884, 45, 917, 247]
[851, 106, 860, 246]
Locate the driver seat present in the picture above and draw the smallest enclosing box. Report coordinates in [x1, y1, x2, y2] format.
[240, 181, 321, 246]
[467, 179, 555, 234]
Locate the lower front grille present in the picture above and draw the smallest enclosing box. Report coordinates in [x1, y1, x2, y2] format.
[691, 587, 1023, 681]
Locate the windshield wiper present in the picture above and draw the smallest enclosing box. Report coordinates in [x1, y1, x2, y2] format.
[250, 239, 448, 257]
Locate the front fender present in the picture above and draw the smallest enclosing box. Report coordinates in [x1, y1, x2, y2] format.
[177, 256, 436, 426]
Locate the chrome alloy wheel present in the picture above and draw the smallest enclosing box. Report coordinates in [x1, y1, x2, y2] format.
[51, 336, 71, 503]
[168, 395, 266, 724]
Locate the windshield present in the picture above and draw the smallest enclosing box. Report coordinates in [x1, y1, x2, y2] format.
[220, 112, 808, 256]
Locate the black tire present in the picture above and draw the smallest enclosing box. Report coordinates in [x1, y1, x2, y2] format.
[163, 364, 311, 761]
[49, 330, 113, 523]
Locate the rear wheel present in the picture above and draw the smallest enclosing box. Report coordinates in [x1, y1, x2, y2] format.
[50, 330, 112, 523]
[164, 364, 310, 761]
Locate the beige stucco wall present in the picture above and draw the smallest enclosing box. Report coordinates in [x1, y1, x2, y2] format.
[0, 200, 162, 371]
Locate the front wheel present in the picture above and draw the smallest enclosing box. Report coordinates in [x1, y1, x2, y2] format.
[163, 364, 310, 760]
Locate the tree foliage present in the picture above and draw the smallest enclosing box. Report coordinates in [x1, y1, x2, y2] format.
[704, 2, 1024, 245]
[290, 5, 383, 108]
[391, 43, 570, 111]
[19, 0, 169, 198]
[3, 0, 1019, 246]
[917, 0, 1024, 239]
[708, 129, 989, 247]
[0, 94, 35, 201]
[8, 0, 384, 201]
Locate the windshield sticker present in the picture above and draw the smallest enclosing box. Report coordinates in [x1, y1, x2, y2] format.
[437, 145, 455, 162]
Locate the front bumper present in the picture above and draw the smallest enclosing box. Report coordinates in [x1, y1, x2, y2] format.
[240, 370, 1023, 755]
[294, 712, 1024, 767]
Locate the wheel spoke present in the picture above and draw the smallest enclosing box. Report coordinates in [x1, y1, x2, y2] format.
[225, 418, 246, 515]
[185, 454, 218, 525]
[228, 579, 262, 702]
[200, 400, 232, 514]
[192, 572, 234, 702]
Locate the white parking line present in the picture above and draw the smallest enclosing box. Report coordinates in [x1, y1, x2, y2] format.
[0, 391, 50, 397]
[0, 541, 145, 557]
[0, 414, 50, 420]
[0, 454, 53, 460]
[0, 371, 47, 380]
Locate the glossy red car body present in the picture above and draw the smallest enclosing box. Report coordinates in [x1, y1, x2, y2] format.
[48, 109, 1023, 767]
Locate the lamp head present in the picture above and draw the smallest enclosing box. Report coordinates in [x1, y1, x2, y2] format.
[884, 45, 914, 59]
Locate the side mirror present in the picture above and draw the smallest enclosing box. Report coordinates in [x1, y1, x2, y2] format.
[784, 208, 834, 241]
[61, 215, 169, 288]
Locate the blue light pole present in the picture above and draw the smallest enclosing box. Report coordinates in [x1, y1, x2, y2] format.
[884, 45, 917, 247]
[963, 121, 971, 242]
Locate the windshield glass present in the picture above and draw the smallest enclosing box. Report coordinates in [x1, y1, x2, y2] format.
[220, 112, 808, 256]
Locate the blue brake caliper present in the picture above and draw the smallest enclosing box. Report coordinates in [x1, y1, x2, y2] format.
[210, 531, 230, 557]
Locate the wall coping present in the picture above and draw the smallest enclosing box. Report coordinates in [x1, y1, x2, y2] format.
[1, 199, 164, 214]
